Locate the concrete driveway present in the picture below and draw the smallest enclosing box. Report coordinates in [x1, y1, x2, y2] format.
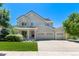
[38, 40, 79, 52]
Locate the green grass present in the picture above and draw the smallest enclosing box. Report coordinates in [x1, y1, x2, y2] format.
[0, 42, 38, 51]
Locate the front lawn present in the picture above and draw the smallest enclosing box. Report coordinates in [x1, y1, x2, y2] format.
[0, 42, 38, 51]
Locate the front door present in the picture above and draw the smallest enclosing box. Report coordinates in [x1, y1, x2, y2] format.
[30, 31, 35, 39]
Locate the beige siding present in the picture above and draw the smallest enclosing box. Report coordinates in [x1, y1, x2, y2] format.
[17, 12, 47, 27]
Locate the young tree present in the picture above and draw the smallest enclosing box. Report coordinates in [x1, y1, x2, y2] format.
[63, 13, 79, 38]
[0, 9, 10, 28]
[0, 4, 11, 40]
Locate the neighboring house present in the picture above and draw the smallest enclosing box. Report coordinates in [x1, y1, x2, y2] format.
[15, 10, 66, 40]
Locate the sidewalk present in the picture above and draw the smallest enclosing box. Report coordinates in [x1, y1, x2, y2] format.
[1, 51, 79, 56]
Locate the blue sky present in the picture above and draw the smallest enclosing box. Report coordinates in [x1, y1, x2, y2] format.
[3, 3, 79, 28]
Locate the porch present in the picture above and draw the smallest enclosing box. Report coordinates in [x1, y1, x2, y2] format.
[15, 27, 37, 40]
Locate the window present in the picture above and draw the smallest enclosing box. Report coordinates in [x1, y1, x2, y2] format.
[46, 23, 50, 26]
[22, 22, 26, 27]
[22, 22, 24, 26]
[31, 21, 36, 26]
[31, 22, 33, 26]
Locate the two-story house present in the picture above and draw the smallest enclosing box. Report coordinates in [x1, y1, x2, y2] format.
[15, 10, 66, 40]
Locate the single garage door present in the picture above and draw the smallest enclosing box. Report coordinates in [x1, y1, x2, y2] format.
[55, 33, 64, 40]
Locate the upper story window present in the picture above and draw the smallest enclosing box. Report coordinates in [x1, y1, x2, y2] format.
[22, 22, 26, 27]
[46, 23, 50, 26]
[31, 21, 36, 26]
[31, 22, 34, 26]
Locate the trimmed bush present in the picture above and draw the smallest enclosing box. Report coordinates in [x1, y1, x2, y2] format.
[0, 35, 6, 41]
[0, 28, 10, 41]
[0, 28, 10, 40]
[68, 35, 78, 40]
[1, 28, 10, 35]
[5, 34, 23, 42]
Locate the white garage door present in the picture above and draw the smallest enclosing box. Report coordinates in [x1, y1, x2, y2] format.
[55, 33, 64, 40]
[36, 32, 54, 39]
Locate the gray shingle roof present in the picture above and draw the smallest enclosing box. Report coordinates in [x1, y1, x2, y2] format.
[45, 18, 51, 21]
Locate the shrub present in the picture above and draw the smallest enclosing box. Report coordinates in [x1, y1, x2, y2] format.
[68, 35, 78, 40]
[0, 28, 10, 41]
[5, 34, 23, 42]
[9, 27, 18, 34]
[0, 35, 6, 41]
[0, 28, 10, 37]
[1, 28, 10, 35]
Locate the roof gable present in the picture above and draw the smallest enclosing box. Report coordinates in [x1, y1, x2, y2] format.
[25, 10, 45, 20]
[17, 10, 53, 24]
[24, 10, 48, 23]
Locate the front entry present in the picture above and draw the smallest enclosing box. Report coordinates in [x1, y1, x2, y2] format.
[30, 31, 35, 39]
[16, 28, 37, 40]
[21, 30, 36, 40]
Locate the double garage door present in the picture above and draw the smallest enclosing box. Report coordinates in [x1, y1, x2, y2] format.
[36, 32, 54, 40]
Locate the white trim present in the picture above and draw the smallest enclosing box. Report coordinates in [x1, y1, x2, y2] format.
[15, 27, 37, 30]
